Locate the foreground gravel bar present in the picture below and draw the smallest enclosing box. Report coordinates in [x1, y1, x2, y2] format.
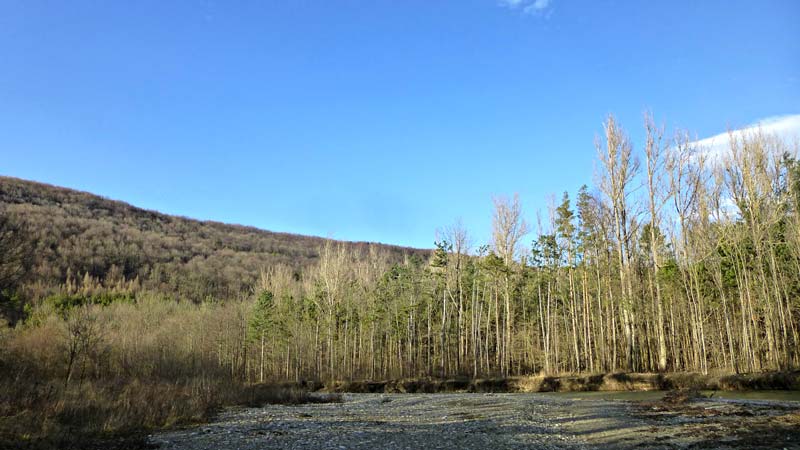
[151, 393, 586, 450]
[149, 392, 800, 450]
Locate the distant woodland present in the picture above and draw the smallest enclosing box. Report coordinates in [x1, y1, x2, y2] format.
[1, 113, 800, 442]
[0, 175, 424, 306]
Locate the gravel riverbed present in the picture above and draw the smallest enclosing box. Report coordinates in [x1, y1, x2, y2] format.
[149, 393, 800, 450]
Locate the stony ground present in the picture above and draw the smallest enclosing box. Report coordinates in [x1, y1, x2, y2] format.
[149, 393, 800, 450]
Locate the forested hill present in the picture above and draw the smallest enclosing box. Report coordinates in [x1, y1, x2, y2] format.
[0, 176, 430, 302]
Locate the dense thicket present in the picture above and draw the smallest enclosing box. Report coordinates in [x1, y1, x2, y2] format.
[2, 113, 799, 398]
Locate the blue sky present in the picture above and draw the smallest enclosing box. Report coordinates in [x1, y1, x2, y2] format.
[1, 1, 798, 249]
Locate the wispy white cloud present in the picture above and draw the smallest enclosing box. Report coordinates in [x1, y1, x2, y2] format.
[663, 115, 800, 225]
[689, 114, 800, 162]
[524, 0, 550, 14]
[498, 0, 525, 7]
[499, 0, 553, 16]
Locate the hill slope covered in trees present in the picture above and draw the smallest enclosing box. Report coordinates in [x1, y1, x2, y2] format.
[0, 175, 429, 304]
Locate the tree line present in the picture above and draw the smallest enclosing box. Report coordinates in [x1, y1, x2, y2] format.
[237, 113, 800, 380]
[2, 113, 799, 384]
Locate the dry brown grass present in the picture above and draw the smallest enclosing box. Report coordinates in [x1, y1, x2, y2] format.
[0, 300, 341, 449]
[0, 376, 342, 449]
[0, 377, 223, 448]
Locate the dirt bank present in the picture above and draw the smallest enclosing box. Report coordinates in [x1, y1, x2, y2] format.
[313, 371, 800, 394]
